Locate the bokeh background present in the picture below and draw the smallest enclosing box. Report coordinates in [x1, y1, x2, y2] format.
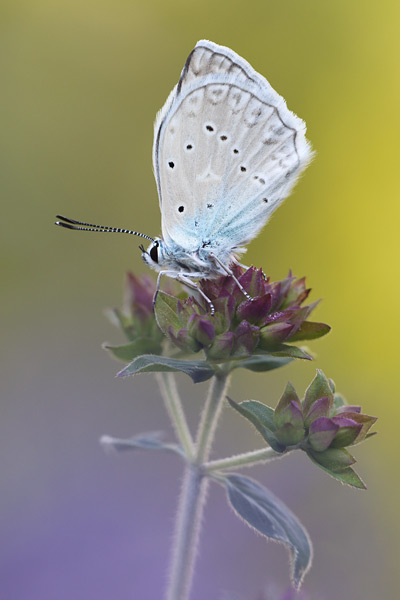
[2, 1, 399, 599]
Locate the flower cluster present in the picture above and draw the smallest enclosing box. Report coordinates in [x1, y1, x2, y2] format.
[229, 370, 377, 488]
[274, 371, 376, 450]
[155, 266, 330, 361]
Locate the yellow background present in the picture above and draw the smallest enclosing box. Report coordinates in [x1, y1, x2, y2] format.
[2, 1, 399, 598]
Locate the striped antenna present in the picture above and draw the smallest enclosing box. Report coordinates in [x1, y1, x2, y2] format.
[55, 215, 154, 242]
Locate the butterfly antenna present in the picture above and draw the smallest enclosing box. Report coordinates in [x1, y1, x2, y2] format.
[55, 215, 154, 242]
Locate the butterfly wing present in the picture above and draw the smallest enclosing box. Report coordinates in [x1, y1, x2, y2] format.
[153, 40, 313, 253]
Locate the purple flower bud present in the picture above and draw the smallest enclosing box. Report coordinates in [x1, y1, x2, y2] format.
[213, 295, 236, 328]
[188, 314, 215, 348]
[303, 396, 332, 426]
[275, 422, 306, 447]
[237, 267, 265, 298]
[124, 272, 155, 316]
[264, 308, 296, 325]
[259, 322, 295, 349]
[279, 400, 304, 428]
[308, 417, 340, 452]
[236, 294, 272, 324]
[234, 320, 260, 355]
[207, 332, 236, 360]
[331, 412, 377, 445]
[274, 382, 303, 429]
[275, 272, 294, 304]
[281, 275, 311, 308]
[329, 418, 363, 448]
[166, 326, 201, 353]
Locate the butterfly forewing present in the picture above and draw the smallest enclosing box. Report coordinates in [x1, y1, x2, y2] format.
[153, 40, 313, 254]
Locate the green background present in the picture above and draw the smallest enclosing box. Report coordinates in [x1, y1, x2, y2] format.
[2, 1, 399, 598]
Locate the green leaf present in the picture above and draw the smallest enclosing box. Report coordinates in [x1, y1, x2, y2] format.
[307, 450, 366, 489]
[154, 291, 183, 335]
[103, 338, 163, 362]
[233, 354, 293, 373]
[117, 354, 215, 383]
[227, 398, 283, 452]
[288, 321, 331, 342]
[220, 473, 313, 589]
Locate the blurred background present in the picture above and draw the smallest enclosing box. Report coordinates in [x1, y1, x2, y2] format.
[1, 1, 399, 598]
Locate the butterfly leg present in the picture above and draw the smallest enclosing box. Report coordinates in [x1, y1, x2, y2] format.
[154, 270, 215, 316]
[154, 270, 178, 311]
[208, 253, 253, 301]
[177, 274, 215, 316]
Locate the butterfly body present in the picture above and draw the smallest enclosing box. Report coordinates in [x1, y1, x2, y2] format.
[142, 234, 244, 276]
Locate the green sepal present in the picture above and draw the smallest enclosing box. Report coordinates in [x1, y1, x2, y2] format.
[303, 369, 334, 415]
[275, 423, 306, 447]
[329, 424, 362, 448]
[107, 308, 137, 341]
[307, 447, 356, 471]
[307, 449, 366, 489]
[103, 338, 163, 362]
[274, 382, 302, 429]
[227, 398, 284, 452]
[288, 321, 331, 342]
[332, 392, 347, 410]
[269, 344, 313, 360]
[117, 354, 215, 383]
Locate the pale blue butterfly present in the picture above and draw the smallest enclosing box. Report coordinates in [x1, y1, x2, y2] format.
[56, 40, 313, 313]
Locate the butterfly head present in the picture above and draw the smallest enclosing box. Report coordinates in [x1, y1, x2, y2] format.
[141, 238, 165, 270]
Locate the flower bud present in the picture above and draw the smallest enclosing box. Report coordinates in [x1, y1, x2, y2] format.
[308, 417, 340, 451]
[188, 314, 215, 348]
[207, 332, 236, 360]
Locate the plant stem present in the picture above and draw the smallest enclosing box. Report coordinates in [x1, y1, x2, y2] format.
[165, 372, 230, 600]
[203, 446, 285, 473]
[165, 464, 208, 600]
[156, 372, 195, 460]
[195, 373, 230, 464]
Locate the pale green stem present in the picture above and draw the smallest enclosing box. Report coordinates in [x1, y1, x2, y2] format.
[156, 372, 195, 460]
[165, 465, 208, 600]
[194, 373, 230, 464]
[165, 372, 230, 600]
[203, 446, 285, 473]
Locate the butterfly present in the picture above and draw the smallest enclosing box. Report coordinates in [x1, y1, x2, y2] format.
[56, 40, 313, 313]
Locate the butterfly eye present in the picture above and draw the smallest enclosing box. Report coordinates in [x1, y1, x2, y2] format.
[150, 242, 159, 263]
